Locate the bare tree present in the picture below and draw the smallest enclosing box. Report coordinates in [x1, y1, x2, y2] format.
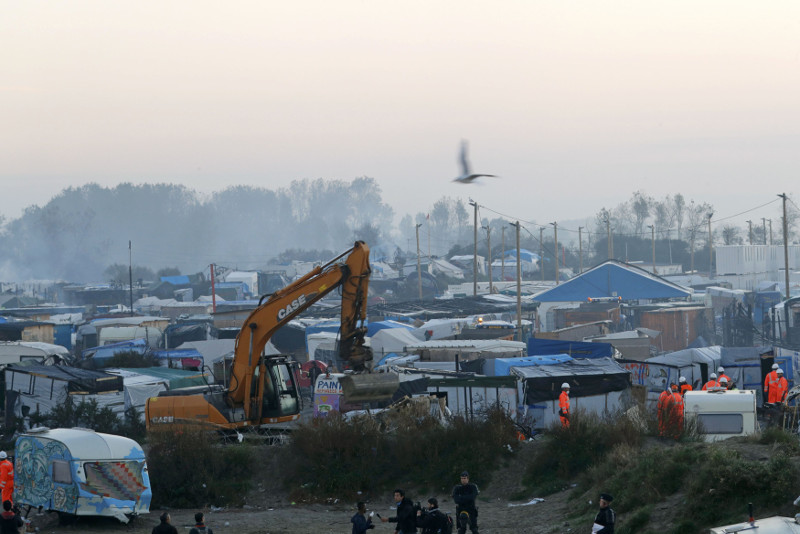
[631, 191, 652, 237]
[721, 225, 742, 245]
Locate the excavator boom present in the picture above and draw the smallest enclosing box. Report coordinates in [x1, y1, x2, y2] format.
[146, 241, 398, 431]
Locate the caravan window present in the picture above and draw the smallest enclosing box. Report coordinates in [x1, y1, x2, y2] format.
[52, 460, 72, 483]
[698, 414, 743, 434]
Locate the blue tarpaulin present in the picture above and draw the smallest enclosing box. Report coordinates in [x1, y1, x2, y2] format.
[160, 275, 191, 285]
[491, 354, 573, 376]
[528, 338, 613, 359]
[82, 339, 148, 361]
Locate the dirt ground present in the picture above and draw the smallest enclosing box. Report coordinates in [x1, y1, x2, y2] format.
[22, 440, 583, 534]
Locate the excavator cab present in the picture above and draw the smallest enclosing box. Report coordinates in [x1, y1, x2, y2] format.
[252, 356, 302, 423]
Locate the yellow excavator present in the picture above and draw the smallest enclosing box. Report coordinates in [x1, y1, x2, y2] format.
[145, 241, 398, 431]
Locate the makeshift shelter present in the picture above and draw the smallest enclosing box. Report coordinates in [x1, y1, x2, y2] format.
[370, 328, 422, 357]
[103, 368, 169, 414]
[81, 339, 148, 366]
[618, 346, 721, 408]
[0, 341, 70, 366]
[150, 348, 204, 369]
[4, 364, 124, 423]
[366, 320, 415, 337]
[512, 358, 631, 429]
[15, 428, 151, 523]
[533, 261, 691, 331]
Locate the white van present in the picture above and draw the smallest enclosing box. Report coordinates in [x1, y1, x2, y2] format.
[683, 390, 757, 442]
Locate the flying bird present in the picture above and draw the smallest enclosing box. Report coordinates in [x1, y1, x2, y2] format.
[453, 140, 498, 184]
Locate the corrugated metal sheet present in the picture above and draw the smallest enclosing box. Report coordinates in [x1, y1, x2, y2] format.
[640, 307, 712, 352]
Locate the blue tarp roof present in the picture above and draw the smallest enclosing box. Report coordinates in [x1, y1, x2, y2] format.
[160, 275, 191, 285]
[367, 320, 414, 337]
[502, 249, 539, 262]
[533, 260, 690, 302]
[82, 338, 148, 361]
[528, 338, 613, 359]
[491, 354, 573, 376]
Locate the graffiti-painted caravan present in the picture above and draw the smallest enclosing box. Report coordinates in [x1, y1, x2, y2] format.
[14, 428, 151, 523]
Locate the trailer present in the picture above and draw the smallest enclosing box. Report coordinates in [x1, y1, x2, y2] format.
[14, 428, 150, 523]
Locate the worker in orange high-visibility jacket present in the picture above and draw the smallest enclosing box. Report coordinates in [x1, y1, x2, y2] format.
[679, 376, 693, 396]
[717, 366, 731, 385]
[702, 373, 720, 391]
[657, 385, 674, 437]
[770, 368, 789, 404]
[667, 385, 685, 440]
[765, 363, 780, 402]
[0, 451, 13, 504]
[559, 383, 571, 428]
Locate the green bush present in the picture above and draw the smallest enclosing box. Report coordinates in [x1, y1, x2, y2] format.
[755, 427, 800, 454]
[147, 427, 254, 508]
[26, 398, 147, 442]
[684, 449, 799, 525]
[283, 406, 518, 498]
[522, 410, 644, 496]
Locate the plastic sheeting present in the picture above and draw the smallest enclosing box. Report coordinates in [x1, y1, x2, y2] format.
[490, 354, 573, 376]
[512, 358, 630, 403]
[528, 338, 613, 359]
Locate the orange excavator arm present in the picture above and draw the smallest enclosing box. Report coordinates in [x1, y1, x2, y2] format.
[227, 241, 373, 412]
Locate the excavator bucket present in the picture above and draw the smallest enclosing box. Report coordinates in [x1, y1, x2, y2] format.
[340, 373, 399, 404]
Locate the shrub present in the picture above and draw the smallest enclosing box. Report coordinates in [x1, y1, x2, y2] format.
[147, 427, 254, 508]
[283, 405, 518, 498]
[26, 398, 147, 442]
[522, 410, 644, 495]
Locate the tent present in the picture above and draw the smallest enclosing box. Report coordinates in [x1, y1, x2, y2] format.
[103, 368, 169, 413]
[4, 364, 124, 421]
[366, 320, 415, 337]
[371, 328, 422, 357]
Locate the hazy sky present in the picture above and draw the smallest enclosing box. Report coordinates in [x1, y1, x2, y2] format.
[2, 1, 799, 230]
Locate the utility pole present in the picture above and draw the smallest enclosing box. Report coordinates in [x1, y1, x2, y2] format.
[648, 225, 656, 274]
[210, 263, 217, 313]
[539, 227, 544, 282]
[128, 241, 134, 317]
[416, 223, 423, 301]
[747, 220, 753, 245]
[578, 226, 584, 274]
[510, 221, 523, 341]
[780, 193, 790, 298]
[667, 229, 673, 264]
[690, 231, 695, 273]
[469, 200, 478, 296]
[762, 218, 767, 245]
[483, 225, 493, 294]
[769, 219, 773, 245]
[707, 213, 714, 279]
[551, 222, 559, 284]
[605, 218, 612, 260]
[501, 226, 506, 282]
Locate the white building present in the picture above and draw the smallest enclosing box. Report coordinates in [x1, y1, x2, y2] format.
[715, 245, 800, 290]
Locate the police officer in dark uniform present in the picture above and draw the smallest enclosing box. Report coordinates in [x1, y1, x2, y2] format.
[593, 493, 616, 534]
[452, 471, 479, 534]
